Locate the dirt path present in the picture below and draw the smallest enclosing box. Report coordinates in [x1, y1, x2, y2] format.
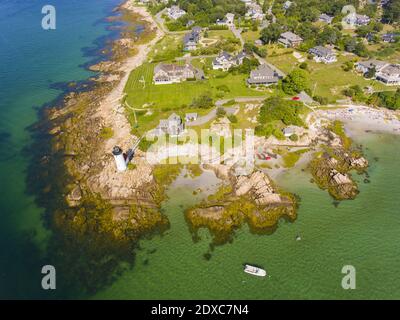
[96, 4, 164, 152]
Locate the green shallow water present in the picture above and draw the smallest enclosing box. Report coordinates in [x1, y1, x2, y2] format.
[95, 132, 400, 299]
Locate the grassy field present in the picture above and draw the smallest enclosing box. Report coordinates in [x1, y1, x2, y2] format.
[124, 62, 261, 109]
[241, 30, 261, 43]
[207, 29, 236, 40]
[123, 60, 264, 134]
[266, 47, 391, 101]
[147, 34, 185, 63]
[306, 54, 389, 101]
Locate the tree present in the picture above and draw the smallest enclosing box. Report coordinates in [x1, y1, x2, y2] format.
[382, 0, 400, 24]
[260, 23, 282, 44]
[191, 93, 214, 108]
[365, 66, 376, 79]
[216, 107, 226, 117]
[282, 69, 309, 95]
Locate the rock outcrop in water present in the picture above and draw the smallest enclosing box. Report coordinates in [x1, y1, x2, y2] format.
[309, 121, 368, 200]
[186, 168, 297, 245]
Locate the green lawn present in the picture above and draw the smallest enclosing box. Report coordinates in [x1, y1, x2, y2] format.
[266, 48, 391, 101]
[241, 30, 261, 43]
[147, 34, 185, 63]
[207, 29, 236, 40]
[306, 55, 389, 101]
[124, 62, 261, 110]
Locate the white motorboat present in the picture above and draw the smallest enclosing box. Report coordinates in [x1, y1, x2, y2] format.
[244, 264, 267, 277]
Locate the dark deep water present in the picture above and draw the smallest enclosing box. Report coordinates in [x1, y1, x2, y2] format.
[0, 0, 121, 299]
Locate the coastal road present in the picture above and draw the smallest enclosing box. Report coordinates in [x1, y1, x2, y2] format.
[215, 96, 268, 106]
[186, 106, 239, 127]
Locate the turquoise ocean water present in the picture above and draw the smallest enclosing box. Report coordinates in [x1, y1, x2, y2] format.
[0, 0, 399, 299]
[0, 0, 121, 299]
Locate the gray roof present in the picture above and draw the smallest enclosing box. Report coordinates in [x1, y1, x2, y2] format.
[380, 64, 400, 76]
[357, 59, 387, 70]
[319, 13, 333, 23]
[280, 31, 302, 42]
[248, 64, 279, 84]
[309, 46, 334, 57]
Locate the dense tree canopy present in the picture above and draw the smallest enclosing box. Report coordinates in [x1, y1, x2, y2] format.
[282, 69, 309, 95]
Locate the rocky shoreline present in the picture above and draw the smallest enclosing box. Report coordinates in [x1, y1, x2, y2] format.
[27, 2, 169, 294]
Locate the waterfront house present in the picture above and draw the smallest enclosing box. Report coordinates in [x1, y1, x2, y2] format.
[153, 63, 195, 84]
[247, 64, 281, 86]
[319, 13, 334, 24]
[155, 113, 184, 136]
[309, 46, 337, 64]
[278, 31, 303, 48]
[166, 6, 186, 20]
[376, 64, 400, 86]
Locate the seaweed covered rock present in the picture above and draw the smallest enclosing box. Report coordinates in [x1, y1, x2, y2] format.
[186, 170, 297, 245]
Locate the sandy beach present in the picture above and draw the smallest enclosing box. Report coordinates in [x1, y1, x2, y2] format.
[314, 105, 400, 135]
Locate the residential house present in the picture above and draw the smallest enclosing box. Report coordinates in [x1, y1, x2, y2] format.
[166, 6, 186, 20]
[309, 46, 337, 64]
[382, 33, 398, 43]
[186, 20, 195, 28]
[185, 113, 198, 122]
[155, 113, 184, 136]
[344, 13, 370, 26]
[355, 59, 388, 75]
[319, 13, 334, 24]
[247, 64, 281, 86]
[245, 3, 265, 21]
[183, 27, 202, 51]
[376, 64, 400, 86]
[278, 31, 303, 48]
[212, 51, 247, 71]
[283, 1, 292, 10]
[153, 63, 195, 84]
[216, 13, 235, 26]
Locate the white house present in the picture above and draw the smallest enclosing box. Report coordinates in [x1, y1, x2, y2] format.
[166, 6, 186, 20]
[309, 46, 337, 64]
[154, 113, 184, 136]
[344, 13, 370, 26]
[355, 59, 388, 75]
[212, 51, 247, 71]
[376, 64, 400, 86]
[283, 1, 292, 9]
[153, 63, 195, 84]
[216, 13, 235, 26]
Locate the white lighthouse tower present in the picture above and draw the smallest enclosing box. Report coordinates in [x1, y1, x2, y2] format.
[112, 146, 127, 172]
